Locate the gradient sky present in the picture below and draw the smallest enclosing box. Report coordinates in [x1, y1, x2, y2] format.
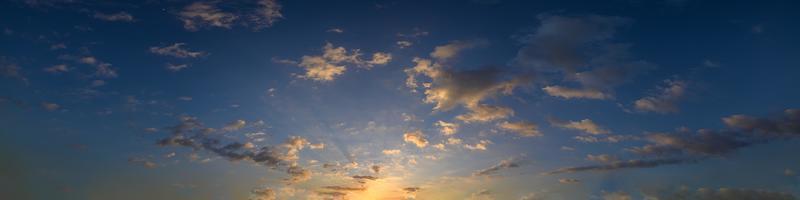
[2, 0, 800, 200]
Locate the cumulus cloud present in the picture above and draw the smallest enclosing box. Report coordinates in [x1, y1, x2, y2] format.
[473, 158, 521, 176]
[435, 120, 459, 136]
[295, 43, 391, 81]
[498, 121, 542, 137]
[404, 56, 528, 124]
[403, 130, 428, 148]
[634, 79, 688, 113]
[430, 39, 488, 61]
[549, 117, 610, 135]
[94, 11, 134, 22]
[516, 14, 653, 100]
[150, 43, 206, 58]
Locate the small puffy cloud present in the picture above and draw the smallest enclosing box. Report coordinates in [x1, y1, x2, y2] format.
[41, 102, 61, 111]
[70, 56, 117, 78]
[179, 1, 238, 31]
[435, 120, 459, 136]
[397, 40, 413, 48]
[150, 43, 206, 58]
[43, 64, 69, 74]
[464, 140, 491, 151]
[549, 118, 609, 135]
[634, 79, 688, 113]
[327, 28, 344, 33]
[403, 130, 428, 148]
[382, 149, 401, 155]
[296, 43, 391, 81]
[473, 158, 521, 176]
[542, 86, 611, 100]
[430, 39, 488, 61]
[94, 11, 134, 22]
[166, 63, 190, 72]
[249, 0, 284, 30]
[498, 121, 542, 137]
[223, 119, 246, 131]
[446, 137, 462, 145]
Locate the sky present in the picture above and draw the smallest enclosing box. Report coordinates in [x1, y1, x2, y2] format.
[1, 0, 800, 199]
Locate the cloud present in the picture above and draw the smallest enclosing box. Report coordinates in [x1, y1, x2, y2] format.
[327, 28, 344, 33]
[166, 63, 190, 72]
[544, 158, 695, 175]
[473, 158, 521, 176]
[515, 14, 653, 99]
[403, 130, 428, 148]
[574, 135, 637, 143]
[179, 1, 238, 31]
[457, 104, 515, 123]
[93, 11, 134, 22]
[435, 121, 459, 136]
[722, 108, 800, 136]
[542, 86, 611, 100]
[628, 129, 752, 157]
[382, 149, 401, 155]
[156, 116, 314, 184]
[249, 0, 284, 30]
[464, 140, 491, 151]
[222, 119, 246, 131]
[250, 187, 276, 200]
[634, 79, 688, 113]
[469, 189, 495, 200]
[150, 43, 206, 58]
[559, 178, 580, 184]
[404, 58, 527, 123]
[642, 187, 796, 200]
[296, 43, 391, 81]
[397, 40, 413, 48]
[498, 121, 542, 137]
[586, 154, 618, 163]
[67, 55, 118, 79]
[430, 39, 488, 61]
[128, 157, 157, 169]
[603, 191, 632, 200]
[41, 102, 60, 111]
[549, 117, 610, 135]
[1, 58, 28, 83]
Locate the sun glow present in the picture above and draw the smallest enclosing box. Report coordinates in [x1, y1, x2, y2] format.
[348, 177, 406, 200]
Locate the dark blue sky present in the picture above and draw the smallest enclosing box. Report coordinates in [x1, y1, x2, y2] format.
[2, 0, 800, 199]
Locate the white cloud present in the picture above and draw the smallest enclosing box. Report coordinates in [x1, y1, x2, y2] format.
[296, 43, 391, 81]
[435, 120, 459, 136]
[430, 39, 488, 61]
[634, 79, 688, 113]
[464, 140, 491, 151]
[223, 119, 246, 131]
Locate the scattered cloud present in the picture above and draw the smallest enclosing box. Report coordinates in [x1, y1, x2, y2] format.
[634, 79, 688, 113]
[473, 158, 521, 176]
[382, 149, 401, 155]
[430, 39, 488, 61]
[403, 130, 428, 148]
[498, 121, 542, 137]
[150, 43, 206, 58]
[295, 43, 391, 81]
[586, 154, 618, 163]
[549, 117, 610, 135]
[542, 86, 611, 100]
[327, 28, 344, 33]
[544, 158, 695, 175]
[397, 40, 413, 48]
[43, 64, 69, 74]
[94, 11, 134, 22]
[178, 0, 282, 31]
[435, 120, 459, 136]
[464, 140, 491, 151]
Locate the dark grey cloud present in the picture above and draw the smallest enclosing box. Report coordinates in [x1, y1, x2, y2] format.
[642, 187, 796, 200]
[514, 14, 654, 99]
[473, 158, 521, 176]
[628, 129, 754, 157]
[723, 109, 800, 136]
[544, 158, 695, 175]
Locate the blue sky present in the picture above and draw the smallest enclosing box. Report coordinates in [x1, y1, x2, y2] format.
[1, 0, 800, 199]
